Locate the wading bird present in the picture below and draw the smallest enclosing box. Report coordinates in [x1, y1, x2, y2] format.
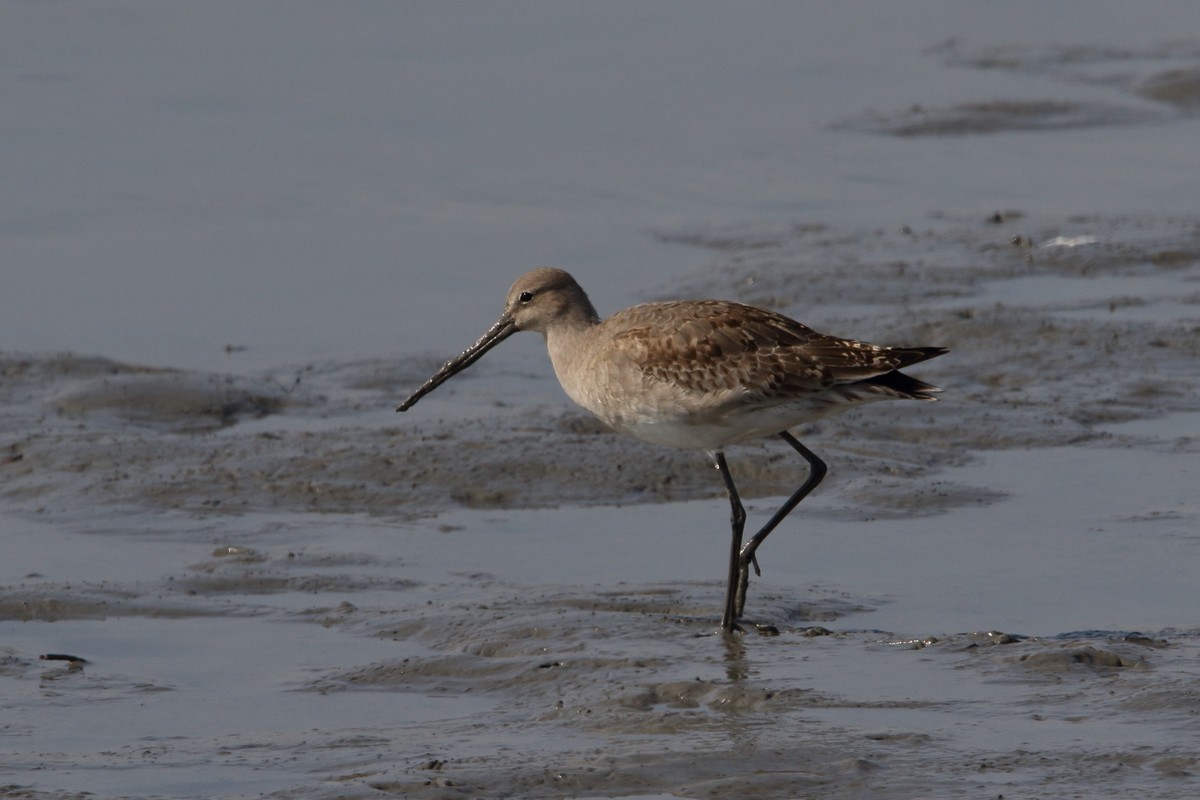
[399, 268, 945, 632]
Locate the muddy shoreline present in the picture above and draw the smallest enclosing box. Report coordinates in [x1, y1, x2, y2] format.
[2, 211, 1199, 800]
[4, 213, 1196, 523]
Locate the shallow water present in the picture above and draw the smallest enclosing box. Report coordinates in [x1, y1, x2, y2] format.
[4, 213, 1199, 798]
[4, 3, 1200, 799]
[5, 2, 1200, 370]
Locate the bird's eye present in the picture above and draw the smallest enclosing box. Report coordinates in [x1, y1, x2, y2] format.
[518, 291, 534, 303]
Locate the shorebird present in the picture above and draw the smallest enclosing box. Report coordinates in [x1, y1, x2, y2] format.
[399, 267, 946, 632]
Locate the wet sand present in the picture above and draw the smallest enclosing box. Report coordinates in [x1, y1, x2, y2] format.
[3, 210, 1199, 799]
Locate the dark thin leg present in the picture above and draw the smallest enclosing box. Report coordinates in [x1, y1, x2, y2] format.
[733, 431, 827, 619]
[713, 451, 745, 632]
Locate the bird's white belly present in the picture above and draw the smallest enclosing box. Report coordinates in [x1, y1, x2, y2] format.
[602, 399, 831, 451]
[550, 332, 839, 451]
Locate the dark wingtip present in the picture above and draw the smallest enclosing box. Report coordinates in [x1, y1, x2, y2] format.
[904, 346, 949, 366]
[865, 369, 943, 400]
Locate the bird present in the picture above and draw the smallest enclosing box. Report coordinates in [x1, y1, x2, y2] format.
[398, 267, 946, 632]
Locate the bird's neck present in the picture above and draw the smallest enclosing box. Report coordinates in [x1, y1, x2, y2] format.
[544, 303, 602, 406]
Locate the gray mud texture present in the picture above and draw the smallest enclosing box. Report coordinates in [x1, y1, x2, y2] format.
[2, 211, 1199, 800]
[4, 213, 1197, 523]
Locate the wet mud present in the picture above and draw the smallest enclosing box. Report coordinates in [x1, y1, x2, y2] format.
[3, 209, 1199, 798]
[4, 214, 1197, 524]
[297, 599, 1200, 800]
[10, 576, 1198, 800]
[6, 5, 1200, 794]
[5, 528, 1199, 800]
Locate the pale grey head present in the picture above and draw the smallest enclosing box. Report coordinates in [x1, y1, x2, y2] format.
[397, 268, 599, 411]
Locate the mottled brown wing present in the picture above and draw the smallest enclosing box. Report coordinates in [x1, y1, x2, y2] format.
[799, 336, 943, 382]
[606, 300, 862, 399]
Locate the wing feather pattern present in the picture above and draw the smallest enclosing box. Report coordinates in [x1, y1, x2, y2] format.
[605, 300, 944, 402]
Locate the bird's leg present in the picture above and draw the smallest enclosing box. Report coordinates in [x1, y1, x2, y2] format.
[734, 431, 828, 618]
[713, 451, 746, 632]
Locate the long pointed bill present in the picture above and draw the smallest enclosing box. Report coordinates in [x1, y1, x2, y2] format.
[397, 315, 518, 411]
